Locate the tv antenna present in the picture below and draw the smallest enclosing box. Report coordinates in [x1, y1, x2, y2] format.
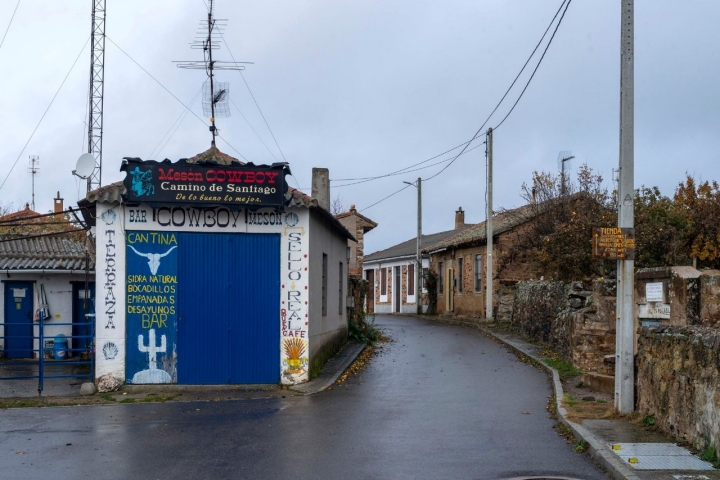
[174, 0, 251, 147]
[28, 156, 40, 211]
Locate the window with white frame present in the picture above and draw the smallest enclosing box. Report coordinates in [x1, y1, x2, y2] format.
[380, 267, 388, 302]
[407, 263, 415, 301]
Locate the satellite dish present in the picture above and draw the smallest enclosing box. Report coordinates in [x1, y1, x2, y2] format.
[73, 153, 95, 179]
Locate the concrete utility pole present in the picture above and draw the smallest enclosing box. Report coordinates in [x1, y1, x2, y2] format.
[404, 178, 423, 314]
[416, 178, 422, 314]
[485, 128, 493, 320]
[616, 0, 635, 414]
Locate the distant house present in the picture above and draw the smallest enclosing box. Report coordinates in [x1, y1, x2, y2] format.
[423, 203, 538, 320]
[363, 208, 472, 314]
[0, 196, 94, 360]
[335, 205, 377, 276]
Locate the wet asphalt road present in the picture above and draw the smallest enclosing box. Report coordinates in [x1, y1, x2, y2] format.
[0, 315, 608, 480]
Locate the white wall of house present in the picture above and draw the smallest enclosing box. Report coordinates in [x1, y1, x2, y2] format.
[364, 257, 429, 314]
[0, 272, 89, 356]
[94, 201, 339, 386]
[308, 210, 349, 370]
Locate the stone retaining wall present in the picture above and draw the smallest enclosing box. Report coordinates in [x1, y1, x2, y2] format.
[637, 326, 720, 453]
[510, 279, 616, 375]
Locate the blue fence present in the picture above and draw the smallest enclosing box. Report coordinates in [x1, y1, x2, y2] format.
[0, 313, 94, 395]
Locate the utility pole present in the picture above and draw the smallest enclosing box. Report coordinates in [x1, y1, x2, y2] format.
[485, 128, 493, 320]
[616, 0, 635, 414]
[404, 178, 423, 315]
[416, 177, 422, 314]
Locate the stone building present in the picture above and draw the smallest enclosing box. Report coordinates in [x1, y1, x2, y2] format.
[424, 204, 537, 319]
[363, 208, 471, 314]
[335, 205, 377, 276]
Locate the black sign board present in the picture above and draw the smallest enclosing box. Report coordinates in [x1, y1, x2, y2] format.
[592, 227, 635, 260]
[121, 158, 289, 208]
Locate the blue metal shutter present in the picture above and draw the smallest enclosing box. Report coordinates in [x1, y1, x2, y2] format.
[177, 233, 280, 384]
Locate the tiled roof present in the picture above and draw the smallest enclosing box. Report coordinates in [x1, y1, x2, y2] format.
[364, 226, 472, 263]
[186, 146, 244, 165]
[0, 235, 93, 271]
[422, 203, 537, 252]
[335, 208, 378, 231]
[0, 204, 41, 221]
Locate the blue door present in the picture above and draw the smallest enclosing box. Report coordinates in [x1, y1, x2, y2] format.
[3, 281, 34, 359]
[177, 233, 280, 384]
[72, 283, 95, 356]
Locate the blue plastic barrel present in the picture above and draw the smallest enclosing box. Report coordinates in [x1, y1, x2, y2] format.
[54, 335, 68, 360]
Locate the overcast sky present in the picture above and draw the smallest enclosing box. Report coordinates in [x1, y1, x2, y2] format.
[1, 1, 718, 254]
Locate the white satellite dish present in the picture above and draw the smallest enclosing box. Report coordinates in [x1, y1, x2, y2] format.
[73, 153, 95, 179]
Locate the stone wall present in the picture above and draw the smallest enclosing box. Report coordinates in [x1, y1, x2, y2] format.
[700, 270, 720, 327]
[637, 326, 720, 453]
[510, 279, 616, 374]
[347, 275, 368, 323]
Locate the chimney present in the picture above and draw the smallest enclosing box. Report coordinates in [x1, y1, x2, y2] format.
[455, 207, 465, 229]
[54, 191, 64, 215]
[532, 186, 537, 204]
[311, 168, 330, 211]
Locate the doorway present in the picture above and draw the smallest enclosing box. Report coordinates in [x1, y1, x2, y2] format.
[3, 281, 34, 359]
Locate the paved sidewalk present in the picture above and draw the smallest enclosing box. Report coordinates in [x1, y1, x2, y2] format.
[0, 342, 366, 401]
[405, 314, 718, 480]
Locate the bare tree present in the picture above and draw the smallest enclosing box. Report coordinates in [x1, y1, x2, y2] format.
[331, 194, 347, 216]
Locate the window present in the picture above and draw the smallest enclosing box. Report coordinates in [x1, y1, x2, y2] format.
[408, 263, 415, 297]
[322, 253, 328, 316]
[381, 267, 387, 296]
[438, 262, 444, 294]
[474, 254, 482, 293]
[422, 268, 428, 291]
[457, 257, 464, 293]
[339, 262, 344, 315]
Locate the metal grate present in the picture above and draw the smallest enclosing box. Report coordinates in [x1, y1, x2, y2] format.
[608, 443, 715, 471]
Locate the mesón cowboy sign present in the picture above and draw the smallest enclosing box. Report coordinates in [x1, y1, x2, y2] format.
[121, 158, 289, 208]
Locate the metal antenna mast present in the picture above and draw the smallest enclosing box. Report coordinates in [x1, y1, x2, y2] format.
[87, 0, 106, 193]
[175, 0, 250, 147]
[28, 156, 39, 211]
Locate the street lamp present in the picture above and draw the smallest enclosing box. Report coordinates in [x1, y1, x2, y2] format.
[404, 178, 422, 314]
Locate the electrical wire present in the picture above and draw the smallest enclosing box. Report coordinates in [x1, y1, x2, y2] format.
[360, 183, 413, 213]
[148, 87, 202, 159]
[107, 35, 252, 163]
[0, 0, 20, 51]
[229, 99, 278, 162]
[107, 36, 208, 128]
[424, 0, 570, 183]
[0, 36, 89, 194]
[334, 141, 486, 188]
[493, 0, 573, 131]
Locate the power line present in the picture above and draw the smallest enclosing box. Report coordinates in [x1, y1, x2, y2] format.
[424, 0, 570, 183]
[334, 141, 487, 188]
[107, 35, 251, 163]
[0, 0, 20, 51]
[229, 98, 279, 162]
[0, 36, 89, 194]
[107, 36, 208, 127]
[148, 87, 202, 159]
[493, 0, 573, 131]
[343, 0, 571, 190]
[360, 183, 413, 212]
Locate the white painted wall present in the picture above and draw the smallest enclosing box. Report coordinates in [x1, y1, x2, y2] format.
[308, 209, 349, 367]
[94, 203, 127, 381]
[95, 203, 315, 385]
[0, 272, 89, 355]
[364, 257, 429, 314]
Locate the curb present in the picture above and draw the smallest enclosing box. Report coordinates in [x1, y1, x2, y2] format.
[478, 325, 640, 480]
[288, 342, 366, 395]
